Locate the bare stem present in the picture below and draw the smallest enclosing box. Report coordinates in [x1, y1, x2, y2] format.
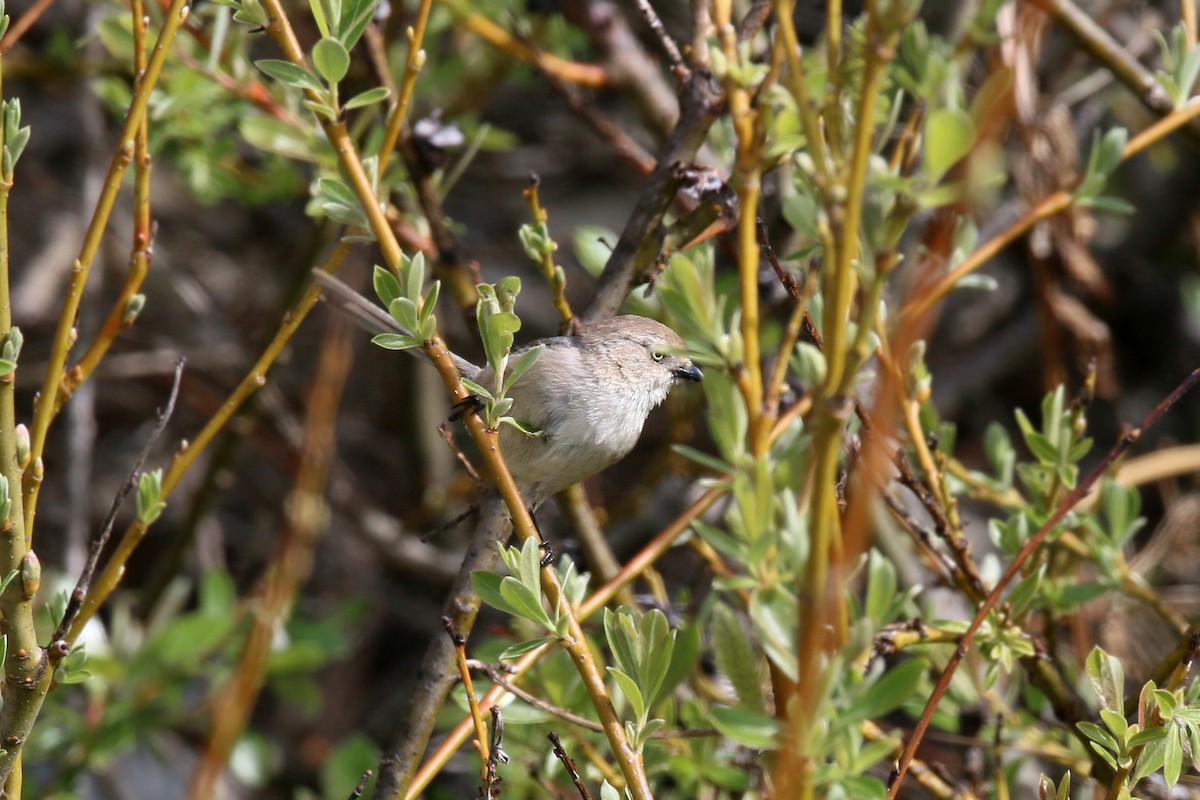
[377, 0, 433, 173]
[22, 0, 191, 537]
[187, 321, 351, 799]
[888, 368, 1200, 798]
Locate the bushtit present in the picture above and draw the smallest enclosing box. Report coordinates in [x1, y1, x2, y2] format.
[314, 271, 702, 505]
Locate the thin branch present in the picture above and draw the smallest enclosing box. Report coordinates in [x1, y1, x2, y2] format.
[22, 0, 192, 536]
[445, 617, 492, 777]
[1029, 0, 1178, 117]
[66, 242, 357, 642]
[49, 358, 183, 654]
[902, 96, 1200, 324]
[447, 1, 608, 88]
[377, 0, 433, 174]
[631, 0, 688, 80]
[348, 770, 373, 800]
[582, 70, 724, 321]
[468, 660, 717, 740]
[888, 367, 1200, 798]
[549, 733, 593, 800]
[0, 0, 55, 52]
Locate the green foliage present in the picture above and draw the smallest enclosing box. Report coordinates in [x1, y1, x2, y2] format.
[461, 277, 544, 432]
[472, 539, 588, 653]
[370, 254, 440, 352]
[1155, 22, 1200, 108]
[27, 571, 360, 795]
[603, 606, 699, 751]
[136, 469, 166, 525]
[1077, 127, 1132, 213]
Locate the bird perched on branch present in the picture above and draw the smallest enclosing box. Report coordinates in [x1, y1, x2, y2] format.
[314, 271, 702, 506]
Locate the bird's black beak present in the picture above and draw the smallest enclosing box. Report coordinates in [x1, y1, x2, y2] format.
[673, 363, 703, 382]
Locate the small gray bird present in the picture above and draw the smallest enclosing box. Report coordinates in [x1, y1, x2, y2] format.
[314, 272, 702, 506]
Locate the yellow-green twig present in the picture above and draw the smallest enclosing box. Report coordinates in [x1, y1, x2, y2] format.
[377, 0, 433, 173]
[23, 0, 191, 537]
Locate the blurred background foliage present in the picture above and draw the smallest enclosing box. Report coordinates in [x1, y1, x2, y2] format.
[2, 0, 1200, 798]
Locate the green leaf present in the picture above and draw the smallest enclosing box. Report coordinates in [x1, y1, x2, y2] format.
[255, 59, 325, 92]
[303, 99, 339, 120]
[572, 225, 617, 277]
[345, 86, 391, 110]
[1086, 646, 1125, 714]
[1078, 720, 1119, 751]
[498, 577, 554, 630]
[373, 265, 401, 307]
[404, 251, 426, 303]
[671, 444, 733, 475]
[336, 0, 378, 49]
[1023, 431, 1060, 465]
[518, 536, 542, 595]
[1127, 726, 1168, 749]
[1100, 708, 1128, 738]
[750, 586, 798, 680]
[308, 0, 331, 37]
[389, 296, 419, 333]
[924, 107, 975, 181]
[502, 345, 543, 394]
[137, 469, 166, 525]
[371, 333, 419, 350]
[152, 612, 237, 664]
[710, 705, 781, 749]
[1006, 565, 1045, 617]
[499, 637, 557, 659]
[471, 571, 509, 614]
[312, 37, 350, 85]
[711, 602, 766, 713]
[845, 658, 927, 724]
[637, 609, 674, 710]
[781, 193, 819, 239]
[605, 608, 639, 681]
[608, 667, 645, 721]
[1165, 723, 1183, 785]
[864, 549, 898, 625]
[1133, 732, 1167, 783]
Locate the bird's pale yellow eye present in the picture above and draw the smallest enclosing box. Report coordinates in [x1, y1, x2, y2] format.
[652, 351, 665, 362]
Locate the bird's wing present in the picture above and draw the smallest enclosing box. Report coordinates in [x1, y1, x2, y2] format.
[311, 269, 481, 379]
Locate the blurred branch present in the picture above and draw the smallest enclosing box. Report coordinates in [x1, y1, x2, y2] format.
[59, 0, 156, 412]
[447, 1, 609, 88]
[901, 96, 1200, 324]
[22, 0, 191, 538]
[49, 359, 183, 654]
[378, 0, 433, 174]
[374, 500, 509, 799]
[559, 0, 678, 134]
[0, 0, 55, 52]
[65, 241, 357, 642]
[1028, 0, 1179, 117]
[583, 70, 723, 321]
[188, 319, 351, 798]
[889, 368, 1200, 798]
